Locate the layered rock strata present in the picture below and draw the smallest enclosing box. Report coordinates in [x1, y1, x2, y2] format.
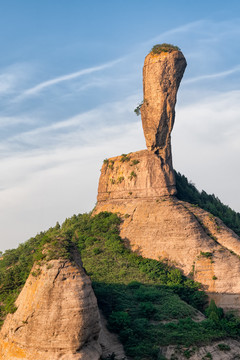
[0, 254, 102, 360]
[98, 150, 176, 201]
[95, 47, 240, 311]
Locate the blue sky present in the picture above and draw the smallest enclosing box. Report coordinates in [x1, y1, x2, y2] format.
[1, 1, 240, 251]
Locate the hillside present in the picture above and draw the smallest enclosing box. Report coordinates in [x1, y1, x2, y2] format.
[1, 189, 240, 359]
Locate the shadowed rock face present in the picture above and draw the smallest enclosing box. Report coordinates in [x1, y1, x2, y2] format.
[141, 50, 187, 153]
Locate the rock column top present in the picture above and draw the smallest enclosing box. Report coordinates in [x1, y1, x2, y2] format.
[141, 49, 187, 153]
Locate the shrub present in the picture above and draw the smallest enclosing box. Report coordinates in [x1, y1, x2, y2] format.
[130, 160, 140, 166]
[200, 251, 212, 259]
[108, 311, 131, 332]
[120, 154, 130, 162]
[129, 171, 137, 180]
[217, 343, 230, 351]
[134, 101, 143, 116]
[118, 176, 125, 184]
[151, 43, 180, 54]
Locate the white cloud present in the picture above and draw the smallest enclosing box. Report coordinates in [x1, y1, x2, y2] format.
[19, 57, 124, 98]
[0, 63, 35, 95]
[173, 90, 240, 212]
[184, 65, 240, 84]
[0, 115, 34, 128]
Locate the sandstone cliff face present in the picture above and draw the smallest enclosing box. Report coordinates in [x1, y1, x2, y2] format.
[141, 50, 186, 154]
[0, 255, 102, 360]
[95, 46, 240, 311]
[98, 150, 176, 201]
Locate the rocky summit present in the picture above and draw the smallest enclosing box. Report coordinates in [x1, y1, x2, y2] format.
[95, 46, 240, 312]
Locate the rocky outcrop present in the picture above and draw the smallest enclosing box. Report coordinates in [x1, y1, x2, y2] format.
[95, 46, 240, 312]
[0, 254, 102, 360]
[98, 150, 176, 201]
[141, 49, 186, 191]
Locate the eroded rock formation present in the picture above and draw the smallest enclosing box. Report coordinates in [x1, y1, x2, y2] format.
[0, 254, 102, 360]
[95, 46, 240, 312]
[141, 49, 186, 153]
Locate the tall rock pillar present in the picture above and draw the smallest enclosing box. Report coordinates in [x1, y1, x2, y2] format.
[141, 48, 187, 181]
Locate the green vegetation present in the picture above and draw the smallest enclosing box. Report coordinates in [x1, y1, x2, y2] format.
[175, 171, 240, 236]
[109, 160, 114, 170]
[151, 43, 180, 54]
[118, 176, 124, 184]
[200, 251, 213, 259]
[134, 101, 143, 116]
[217, 343, 231, 351]
[130, 159, 140, 166]
[202, 353, 212, 359]
[129, 171, 137, 180]
[1, 211, 240, 359]
[120, 154, 131, 162]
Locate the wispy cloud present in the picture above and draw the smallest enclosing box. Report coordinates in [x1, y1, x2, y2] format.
[185, 65, 240, 84]
[0, 115, 34, 128]
[0, 63, 35, 95]
[19, 57, 124, 98]
[0, 73, 17, 94]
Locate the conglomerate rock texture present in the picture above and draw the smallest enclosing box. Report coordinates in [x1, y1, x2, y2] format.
[95, 47, 240, 312]
[0, 254, 102, 360]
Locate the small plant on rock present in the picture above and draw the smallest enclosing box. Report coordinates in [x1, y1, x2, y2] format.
[130, 159, 140, 166]
[200, 251, 212, 259]
[151, 43, 180, 54]
[120, 154, 130, 162]
[129, 171, 137, 180]
[118, 176, 124, 184]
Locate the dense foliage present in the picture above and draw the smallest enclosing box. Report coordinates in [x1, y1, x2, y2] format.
[175, 171, 240, 236]
[1, 210, 240, 359]
[151, 43, 180, 54]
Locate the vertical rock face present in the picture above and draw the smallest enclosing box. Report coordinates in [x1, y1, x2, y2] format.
[95, 46, 240, 312]
[141, 50, 187, 153]
[0, 255, 102, 360]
